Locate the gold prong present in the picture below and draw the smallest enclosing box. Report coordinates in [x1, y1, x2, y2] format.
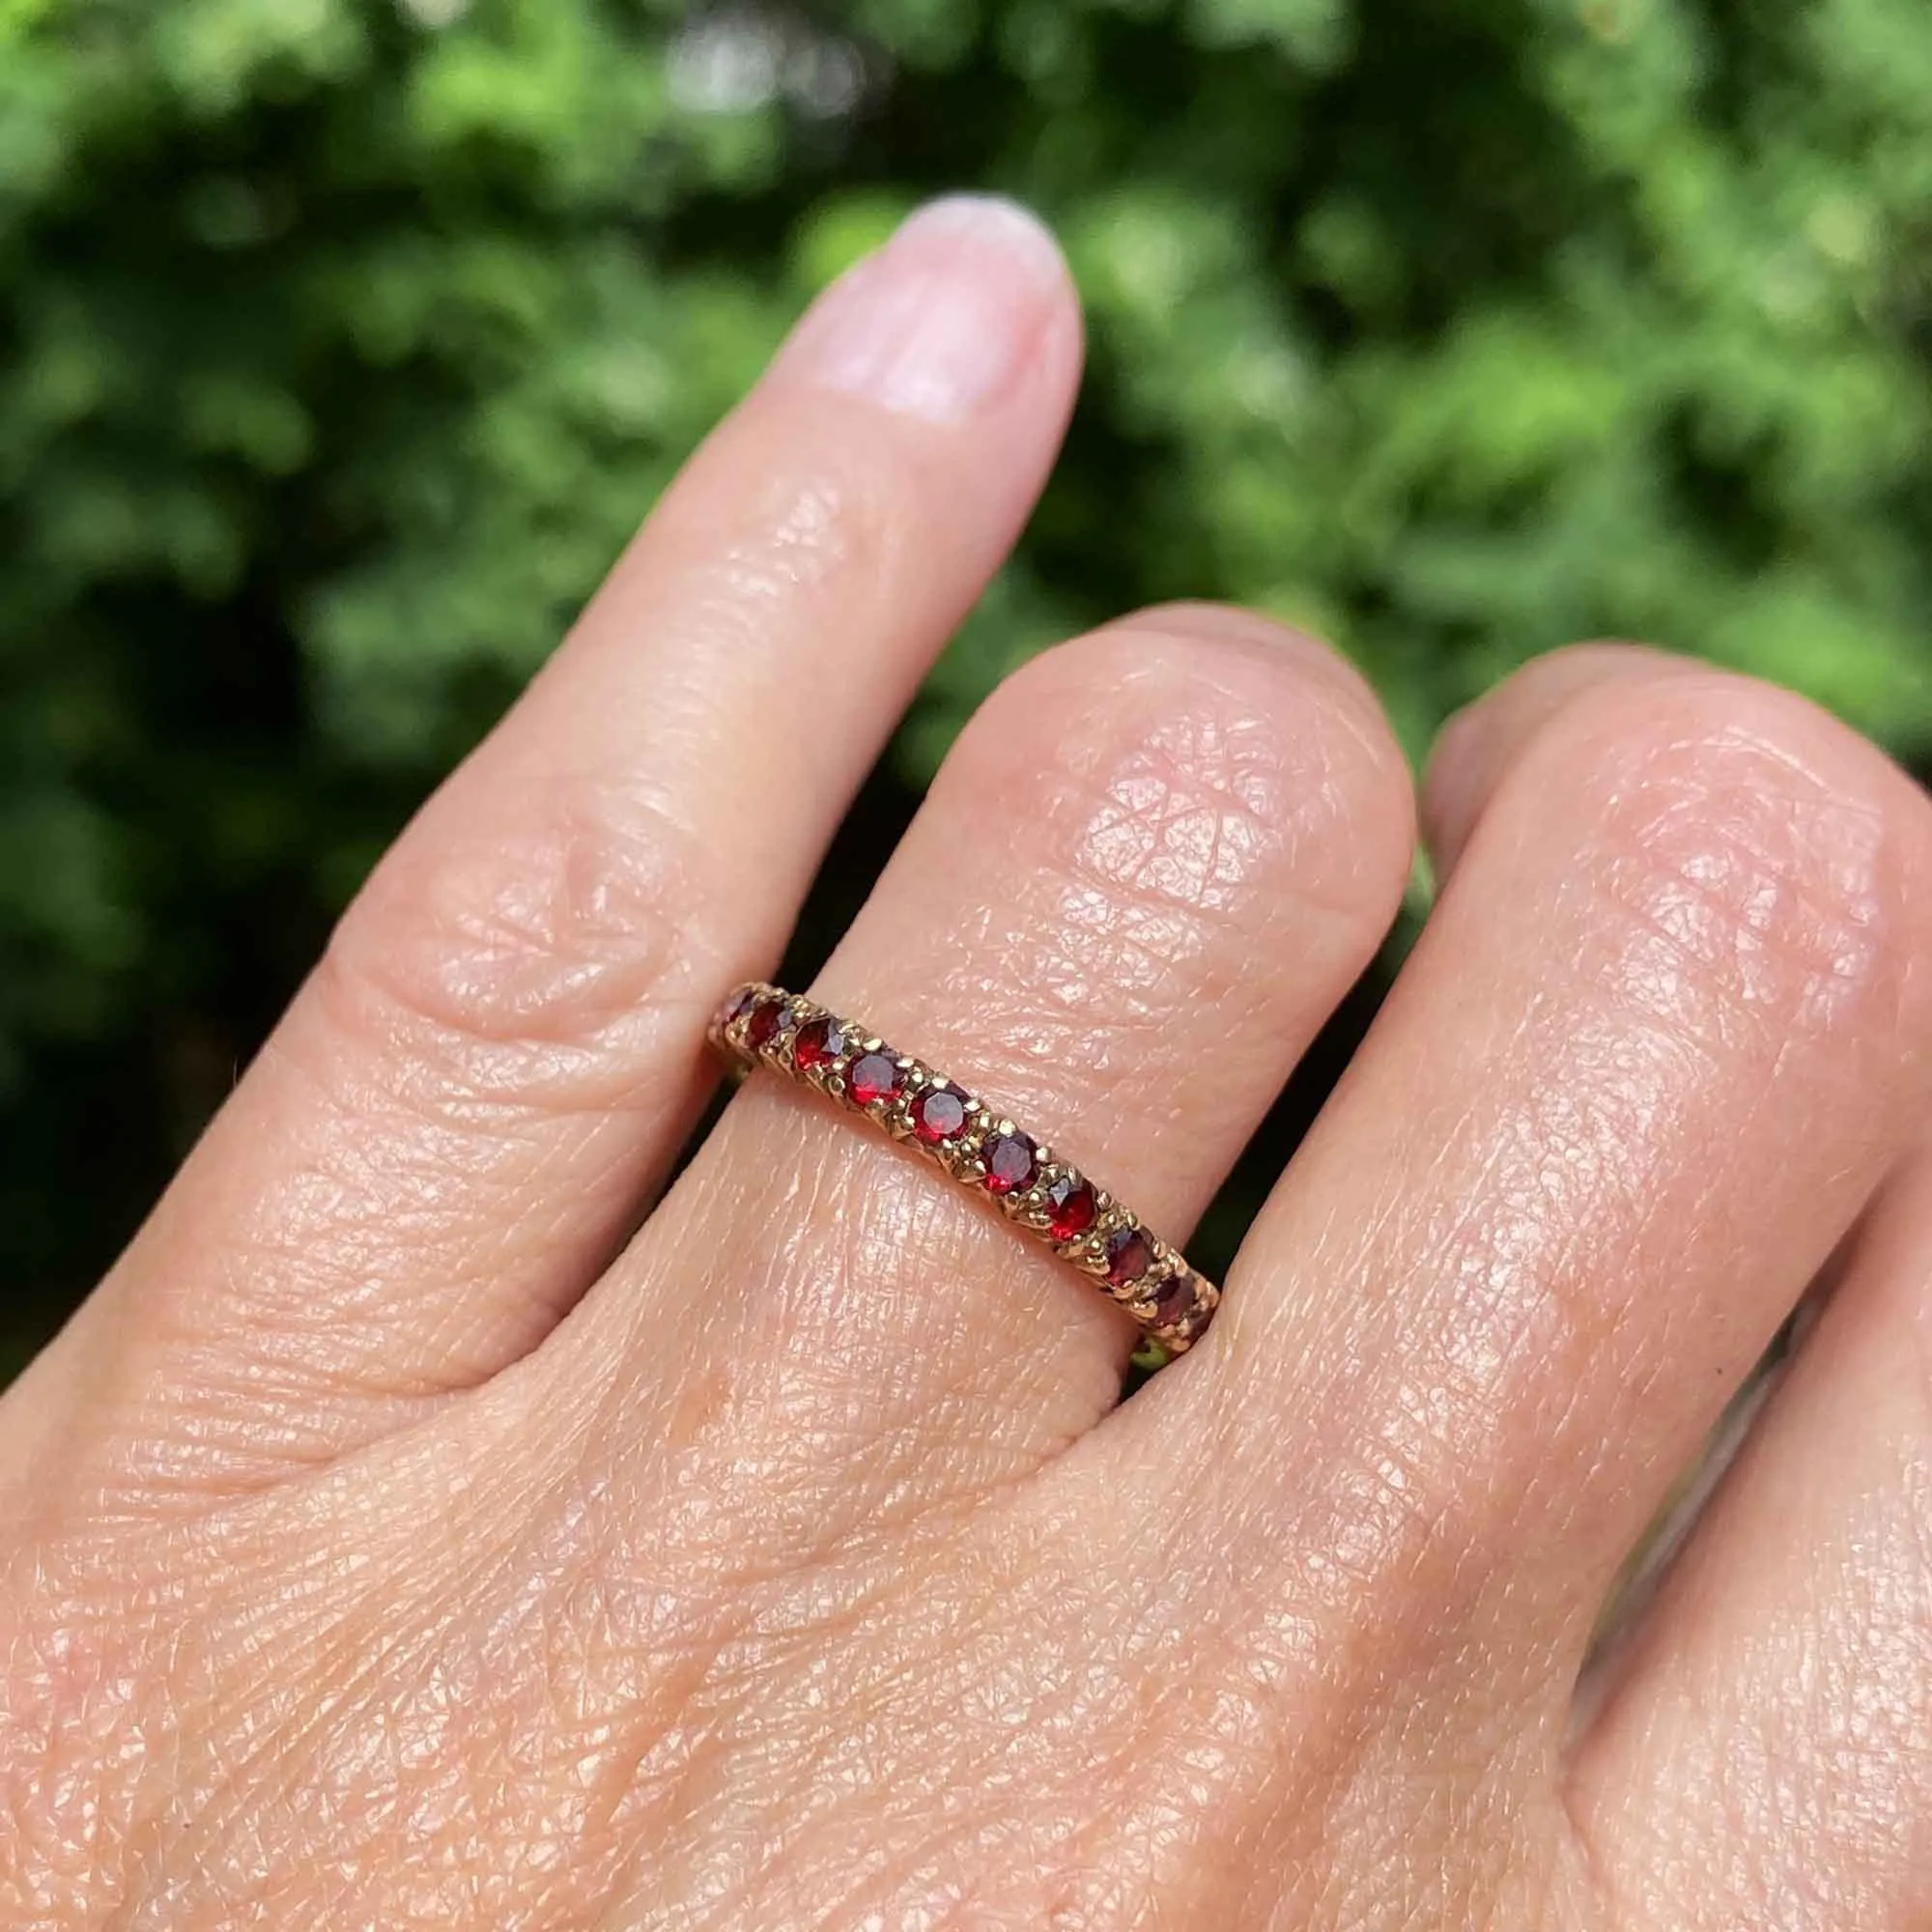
[710, 981, 1218, 1356]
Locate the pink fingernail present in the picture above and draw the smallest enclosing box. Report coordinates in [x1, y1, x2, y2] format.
[777, 194, 1070, 423]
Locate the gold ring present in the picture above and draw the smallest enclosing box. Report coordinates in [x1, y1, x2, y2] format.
[710, 982, 1221, 1362]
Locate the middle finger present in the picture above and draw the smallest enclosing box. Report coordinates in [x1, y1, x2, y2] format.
[41, 197, 1086, 1484]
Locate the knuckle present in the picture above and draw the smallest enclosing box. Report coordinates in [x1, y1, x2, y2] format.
[317, 770, 715, 1100]
[978, 625, 1411, 948]
[659, 408, 907, 635]
[884, 627, 1413, 1128]
[1538, 672, 1927, 1044]
[1110, 601, 1395, 753]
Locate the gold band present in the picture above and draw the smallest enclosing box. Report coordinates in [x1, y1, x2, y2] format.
[710, 982, 1220, 1361]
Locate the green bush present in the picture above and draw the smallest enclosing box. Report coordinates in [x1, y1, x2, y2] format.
[6, 0, 1932, 1350]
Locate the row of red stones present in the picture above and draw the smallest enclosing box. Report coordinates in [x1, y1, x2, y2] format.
[717, 985, 1211, 1345]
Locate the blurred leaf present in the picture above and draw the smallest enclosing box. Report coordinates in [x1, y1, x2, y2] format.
[7, 0, 1932, 1337]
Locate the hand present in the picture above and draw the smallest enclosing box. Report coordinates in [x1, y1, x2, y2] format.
[7, 197, 1931, 1931]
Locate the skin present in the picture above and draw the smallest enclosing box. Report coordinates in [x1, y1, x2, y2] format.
[5, 195, 1932, 1929]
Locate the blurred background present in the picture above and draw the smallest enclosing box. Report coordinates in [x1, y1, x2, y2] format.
[7, 0, 1932, 1376]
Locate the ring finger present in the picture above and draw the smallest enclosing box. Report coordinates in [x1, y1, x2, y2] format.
[549, 604, 1414, 1533]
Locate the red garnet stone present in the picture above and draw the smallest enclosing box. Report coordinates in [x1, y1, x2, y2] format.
[747, 997, 790, 1050]
[1045, 1174, 1097, 1242]
[724, 986, 759, 1027]
[981, 1128, 1039, 1196]
[848, 1050, 904, 1107]
[912, 1083, 971, 1145]
[793, 1016, 847, 1070]
[1104, 1224, 1154, 1289]
[1151, 1270, 1200, 1327]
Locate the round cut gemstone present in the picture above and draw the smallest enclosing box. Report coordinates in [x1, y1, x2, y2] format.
[847, 1050, 904, 1107]
[1104, 1224, 1154, 1289]
[1151, 1269, 1200, 1328]
[981, 1128, 1038, 1196]
[912, 1082, 971, 1145]
[1045, 1174, 1097, 1242]
[747, 997, 790, 1050]
[793, 1015, 847, 1071]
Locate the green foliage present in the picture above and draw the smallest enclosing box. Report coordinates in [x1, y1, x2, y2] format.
[7, 0, 1932, 1334]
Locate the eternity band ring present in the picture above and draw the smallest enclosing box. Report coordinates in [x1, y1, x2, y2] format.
[710, 982, 1221, 1362]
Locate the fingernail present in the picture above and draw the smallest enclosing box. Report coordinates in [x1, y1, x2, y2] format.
[776, 194, 1069, 423]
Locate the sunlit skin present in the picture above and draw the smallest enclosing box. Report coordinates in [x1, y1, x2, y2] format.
[6, 198, 1932, 1928]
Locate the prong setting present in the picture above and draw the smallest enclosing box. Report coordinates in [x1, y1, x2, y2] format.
[710, 981, 1221, 1355]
